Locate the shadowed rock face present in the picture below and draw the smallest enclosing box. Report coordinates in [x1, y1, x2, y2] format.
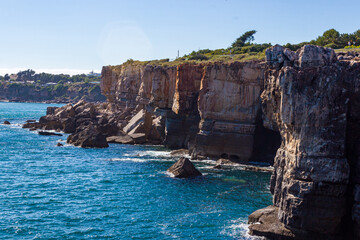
[249, 45, 360, 240]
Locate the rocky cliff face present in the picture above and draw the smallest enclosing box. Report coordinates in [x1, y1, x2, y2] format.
[249, 45, 360, 240]
[101, 61, 279, 162]
[193, 61, 267, 161]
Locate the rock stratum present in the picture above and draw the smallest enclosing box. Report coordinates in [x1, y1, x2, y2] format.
[28, 45, 360, 239]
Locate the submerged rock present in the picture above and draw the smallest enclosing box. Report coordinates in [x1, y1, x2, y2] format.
[167, 157, 202, 178]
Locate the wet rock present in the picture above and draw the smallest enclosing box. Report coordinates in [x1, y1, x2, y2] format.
[3, 120, 10, 125]
[38, 131, 63, 136]
[167, 157, 202, 178]
[56, 142, 63, 147]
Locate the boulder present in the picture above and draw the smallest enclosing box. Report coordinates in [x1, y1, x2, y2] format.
[129, 133, 146, 144]
[123, 109, 152, 136]
[167, 157, 202, 178]
[3, 120, 10, 125]
[67, 124, 109, 148]
[23, 121, 41, 129]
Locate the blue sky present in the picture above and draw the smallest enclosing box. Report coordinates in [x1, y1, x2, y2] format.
[0, 0, 359, 75]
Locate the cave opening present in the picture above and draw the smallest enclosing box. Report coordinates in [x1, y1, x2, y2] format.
[250, 114, 281, 165]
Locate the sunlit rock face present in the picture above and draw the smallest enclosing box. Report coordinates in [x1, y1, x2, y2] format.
[249, 45, 360, 240]
[192, 61, 265, 161]
[101, 61, 279, 160]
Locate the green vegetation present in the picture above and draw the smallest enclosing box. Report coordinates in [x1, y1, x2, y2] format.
[284, 29, 360, 51]
[11, 69, 100, 84]
[183, 30, 270, 62]
[345, 45, 360, 49]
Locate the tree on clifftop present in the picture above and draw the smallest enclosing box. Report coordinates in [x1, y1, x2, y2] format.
[231, 30, 257, 49]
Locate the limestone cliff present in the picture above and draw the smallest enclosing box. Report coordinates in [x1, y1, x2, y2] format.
[193, 61, 266, 161]
[100, 61, 279, 162]
[249, 45, 360, 240]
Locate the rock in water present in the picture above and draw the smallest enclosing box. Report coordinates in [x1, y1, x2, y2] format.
[38, 131, 63, 136]
[3, 121, 10, 125]
[67, 124, 109, 148]
[56, 142, 63, 147]
[167, 157, 202, 178]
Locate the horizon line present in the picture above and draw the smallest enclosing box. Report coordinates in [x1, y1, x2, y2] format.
[0, 68, 102, 76]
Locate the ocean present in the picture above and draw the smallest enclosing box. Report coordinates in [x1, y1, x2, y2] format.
[0, 102, 271, 239]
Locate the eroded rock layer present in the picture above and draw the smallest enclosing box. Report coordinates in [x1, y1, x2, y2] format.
[192, 61, 265, 161]
[249, 45, 360, 239]
[101, 61, 278, 161]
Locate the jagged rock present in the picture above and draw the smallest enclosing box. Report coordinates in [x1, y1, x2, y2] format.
[248, 206, 296, 240]
[167, 157, 202, 178]
[46, 107, 58, 115]
[67, 124, 108, 148]
[38, 131, 62, 136]
[3, 120, 10, 125]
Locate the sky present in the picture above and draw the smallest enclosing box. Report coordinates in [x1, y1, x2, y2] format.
[0, 0, 359, 75]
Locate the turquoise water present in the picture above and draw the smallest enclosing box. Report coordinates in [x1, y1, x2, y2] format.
[0, 102, 272, 239]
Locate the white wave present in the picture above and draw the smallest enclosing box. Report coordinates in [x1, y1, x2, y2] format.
[138, 150, 171, 157]
[163, 171, 174, 178]
[221, 219, 265, 240]
[108, 158, 147, 163]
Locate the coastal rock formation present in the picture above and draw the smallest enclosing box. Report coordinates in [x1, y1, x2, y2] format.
[192, 61, 265, 161]
[101, 61, 280, 162]
[167, 157, 202, 178]
[249, 45, 360, 239]
[23, 100, 123, 148]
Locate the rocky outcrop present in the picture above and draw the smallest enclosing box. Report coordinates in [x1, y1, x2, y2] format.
[249, 45, 360, 239]
[23, 100, 124, 148]
[167, 157, 202, 178]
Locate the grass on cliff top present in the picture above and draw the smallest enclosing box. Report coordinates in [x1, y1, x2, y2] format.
[335, 48, 360, 53]
[109, 52, 265, 72]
